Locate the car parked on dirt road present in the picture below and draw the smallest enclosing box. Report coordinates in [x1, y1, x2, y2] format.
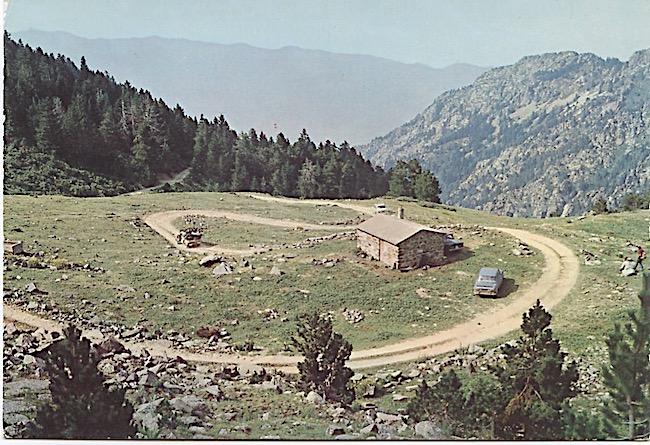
[473, 267, 504, 296]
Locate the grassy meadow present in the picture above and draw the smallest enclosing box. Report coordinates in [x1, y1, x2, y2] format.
[3, 192, 542, 353]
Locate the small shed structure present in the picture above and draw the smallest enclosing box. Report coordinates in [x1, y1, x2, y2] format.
[356, 215, 448, 270]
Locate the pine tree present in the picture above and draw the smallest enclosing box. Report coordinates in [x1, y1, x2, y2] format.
[34, 98, 62, 154]
[491, 300, 579, 440]
[414, 171, 442, 203]
[27, 325, 135, 439]
[388, 160, 413, 197]
[407, 370, 465, 427]
[297, 159, 319, 198]
[601, 273, 650, 440]
[592, 197, 610, 214]
[291, 312, 355, 404]
[188, 118, 210, 183]
[231, 152, 250, 191]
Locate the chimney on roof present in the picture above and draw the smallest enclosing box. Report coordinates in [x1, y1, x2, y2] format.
[398, 207, 405, 219]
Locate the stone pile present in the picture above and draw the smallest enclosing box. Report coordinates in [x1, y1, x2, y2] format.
[3, 323, 54, 377]
[580, 249, 602, 266]
[199, 255, 223, 267]
[342, 308, 364, 324]
[312, 257, 340, 268]
[182, 214, 208, 229]
[9, 255, 106, 273]
[3, 288, 241, 354]
[3, 321, 296, 440]
[512, 242, 534, 256]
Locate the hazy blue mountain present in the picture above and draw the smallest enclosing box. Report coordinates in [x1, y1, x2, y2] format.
[362, 49, 650, 217]
[13, 30, 487, 145]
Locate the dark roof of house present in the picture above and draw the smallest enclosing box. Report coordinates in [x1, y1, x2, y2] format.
[356, 214, 446, 245]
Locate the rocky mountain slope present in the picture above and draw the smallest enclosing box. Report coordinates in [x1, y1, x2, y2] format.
[13, 30, 486, 145]
[362, 49, 650, 217]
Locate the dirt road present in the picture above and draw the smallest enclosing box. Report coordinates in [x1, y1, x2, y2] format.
[5, 197, 579, 372]
[245, 193, 376, 215]
[125, 168, 191, 196]
[142, 209, 354, 255]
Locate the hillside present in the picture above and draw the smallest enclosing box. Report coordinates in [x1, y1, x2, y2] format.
[362, 49, 650, 217]
[4, 191, 648, 439]
[13, 30, 487, 145]
[3, 34, 388, 198]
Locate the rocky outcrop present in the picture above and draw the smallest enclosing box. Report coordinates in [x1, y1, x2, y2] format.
[363, 49, 650, 217]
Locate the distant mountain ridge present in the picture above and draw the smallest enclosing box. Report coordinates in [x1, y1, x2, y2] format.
[362, 49, 650, 217]
[13, 30, 487, 145]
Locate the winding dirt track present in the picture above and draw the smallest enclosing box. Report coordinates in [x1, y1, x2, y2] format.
[4, 195, 579, 373]
[142, 209, 354, 255]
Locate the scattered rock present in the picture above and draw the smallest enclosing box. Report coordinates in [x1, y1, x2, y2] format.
[3, 412, 30, 426]
[170, 395, 207, 415]
[363, 385, 377, 398]
[25, 282, 47, 295]
[415, 420, 444, 440]
[360, 423, 378, 435]
[3, 400, 31, 415]
[121, 327, 143, 339]
[268, 266, 285, 276]
[209, 262, 232, 278]
[326, 424, 346, 436]
[116, 285, 136, 293]
[139, 371, 160, 387]
[407, 369, 421, 378]
[306, 391, 325, 405]
[203, 385, 223, 399]
[133, 399, 164, 432]
[95, 337, 128, 358]
[199, 255, 222, 267]
[342, 308, 364, 324]
[375, 412, 402, 424]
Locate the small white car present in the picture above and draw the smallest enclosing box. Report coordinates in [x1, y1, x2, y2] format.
[473, 267, 504, 297]
[374, 203, 387, 213]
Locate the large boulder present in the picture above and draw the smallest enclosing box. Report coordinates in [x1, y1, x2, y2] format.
[306, 390, 325, 405]
[414, 420, 444, 440]
[199, 255, 222, 267]
[133, 398, 165, 433]
[170, 395, 207, 415]
[212, 262, 233, 277]
[95, 336, 128, 357]
[268, 266, 285, 276]
[375, 412, 403, 424]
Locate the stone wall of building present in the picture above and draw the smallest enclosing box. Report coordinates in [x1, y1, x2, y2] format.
[357, 229, 380, 259]
[357, 230, 400, 269]
[379, 239, 399, 269]
[397, 231, 446, 269]
[357, 229, 445, 270]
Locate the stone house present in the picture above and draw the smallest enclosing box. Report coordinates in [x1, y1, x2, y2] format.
[356, 214, 448, 270]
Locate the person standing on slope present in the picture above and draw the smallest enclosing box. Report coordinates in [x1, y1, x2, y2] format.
[634, 245, 646, 271]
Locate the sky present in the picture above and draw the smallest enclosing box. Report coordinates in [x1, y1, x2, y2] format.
[4, 0, 650, 68]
